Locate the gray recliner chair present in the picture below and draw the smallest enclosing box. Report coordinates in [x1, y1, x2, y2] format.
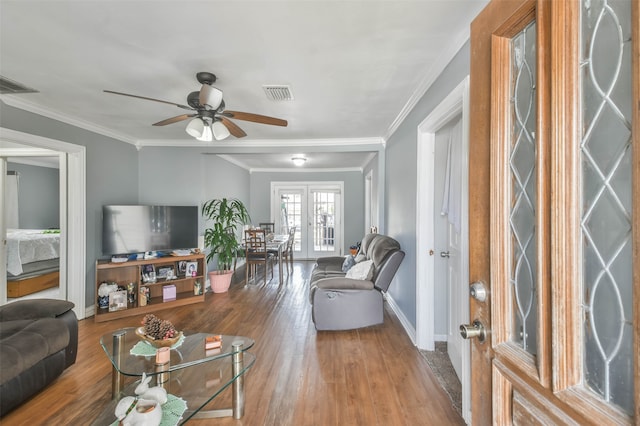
[309, 233, 405, 330]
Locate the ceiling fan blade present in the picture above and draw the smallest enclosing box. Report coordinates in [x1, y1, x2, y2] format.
[153, 114, 196, 126]
[104, 90, 193, 111]
[220, 117, 247, 138]
[222, 111, 288, 127]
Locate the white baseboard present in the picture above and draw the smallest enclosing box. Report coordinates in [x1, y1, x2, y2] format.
[85, 304, 95, 319]
[384, 293, 417, 346]
[434, 334, 448, 342]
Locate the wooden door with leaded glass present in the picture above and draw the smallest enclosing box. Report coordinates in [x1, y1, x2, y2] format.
[467, 0, 638, 424]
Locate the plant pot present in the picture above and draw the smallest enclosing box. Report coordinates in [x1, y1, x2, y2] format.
[209, 270, 233, 293]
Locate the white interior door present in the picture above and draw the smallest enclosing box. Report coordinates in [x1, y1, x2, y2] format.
[446, 222, 464, 380]
[435, 116, 466, 381]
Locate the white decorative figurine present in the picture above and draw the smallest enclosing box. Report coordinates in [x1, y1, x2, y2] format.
[114, 373, 167, 426]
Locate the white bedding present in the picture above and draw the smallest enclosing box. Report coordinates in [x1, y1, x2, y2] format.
[6, 229, 60, 276]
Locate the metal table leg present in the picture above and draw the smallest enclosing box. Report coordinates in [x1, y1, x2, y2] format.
[193, 341, 246, 420]
[111, 330, 127, 400]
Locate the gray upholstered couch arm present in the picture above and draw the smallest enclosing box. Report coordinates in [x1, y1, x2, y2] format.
[0, 299, 75, 321]
[314, 277, 374, 290]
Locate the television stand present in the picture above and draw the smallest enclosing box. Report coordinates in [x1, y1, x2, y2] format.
[94, 253, 205, 322]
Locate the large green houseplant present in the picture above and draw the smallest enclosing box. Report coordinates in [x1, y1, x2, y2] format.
[202, 198, 251, 292]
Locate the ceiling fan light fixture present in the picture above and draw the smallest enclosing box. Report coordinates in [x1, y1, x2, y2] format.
[200, 84, 223, 110]
[186, 117, 205, 138]
[212, 120, 231, 140]
[291, 156, 307, 166]
[196, 123, 213, 142]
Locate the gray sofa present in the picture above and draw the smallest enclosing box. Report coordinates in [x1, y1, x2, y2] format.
[0, 299, 78, 416]
[309, 233, 405, 330]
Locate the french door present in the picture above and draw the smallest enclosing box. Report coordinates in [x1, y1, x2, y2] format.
[468, 0, 637, 424]
[272, 182, 343, 260]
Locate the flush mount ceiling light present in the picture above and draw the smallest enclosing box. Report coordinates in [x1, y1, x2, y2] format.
[291, 156, 307, 166]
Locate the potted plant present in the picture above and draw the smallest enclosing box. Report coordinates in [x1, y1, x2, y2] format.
[202, 198, 251, 293]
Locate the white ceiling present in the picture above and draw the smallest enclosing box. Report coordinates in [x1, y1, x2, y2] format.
[0, 1, 487, 170]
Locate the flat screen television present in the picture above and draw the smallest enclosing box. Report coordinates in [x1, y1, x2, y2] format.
[102, 205, 198, 255]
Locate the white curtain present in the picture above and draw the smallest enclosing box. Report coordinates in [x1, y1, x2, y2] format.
[440, 118, 463, 233]
[5, 173, 19, 229]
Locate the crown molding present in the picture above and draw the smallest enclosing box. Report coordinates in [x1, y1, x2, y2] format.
[137, 136, 384, 148]
[1, 96, 387, 149]
[1, 96, 138, 144]
[216, 154, 363, 174]
[249, 167, 363, 174]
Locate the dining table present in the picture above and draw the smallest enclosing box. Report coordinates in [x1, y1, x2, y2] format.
[266, 234, 289, 284]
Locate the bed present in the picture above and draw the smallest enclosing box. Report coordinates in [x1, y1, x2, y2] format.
[6, 229, 60, 298]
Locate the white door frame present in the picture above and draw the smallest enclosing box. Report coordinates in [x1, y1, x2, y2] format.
[0, 128, 86, 319]
[415, 76, 471, 423]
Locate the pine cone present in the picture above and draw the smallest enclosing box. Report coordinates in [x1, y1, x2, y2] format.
[142, 314, 176, 340]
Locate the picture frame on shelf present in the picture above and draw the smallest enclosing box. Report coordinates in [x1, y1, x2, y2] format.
[178, 260, 188, 276]
[157, 266, 175, 279]
[142, 264, 156, 283]
[186, 261, 198, 277]
[108, 290, 127, 312]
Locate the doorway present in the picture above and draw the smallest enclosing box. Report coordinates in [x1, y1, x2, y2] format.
[415, 77, 471, 423]
[0, 128, 86, 319]
[271, 182, 343, 259]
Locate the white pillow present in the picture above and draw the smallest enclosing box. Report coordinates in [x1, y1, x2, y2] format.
[345, 259, 374, 281]
[354, 253, 367, 263]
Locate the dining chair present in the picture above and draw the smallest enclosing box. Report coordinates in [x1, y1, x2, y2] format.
[259, 222, 275, 234]
[280, 226, 296, 273]
[244, 228, 274, 285]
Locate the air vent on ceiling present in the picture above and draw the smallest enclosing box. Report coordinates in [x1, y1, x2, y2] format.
[0, 75, 38, 95]
[262, 85, 293, 101]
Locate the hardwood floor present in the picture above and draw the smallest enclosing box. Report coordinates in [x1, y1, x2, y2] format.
[2, 261, 464, 425]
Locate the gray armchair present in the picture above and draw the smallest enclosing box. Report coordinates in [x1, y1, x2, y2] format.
[309, 233, 405, 330]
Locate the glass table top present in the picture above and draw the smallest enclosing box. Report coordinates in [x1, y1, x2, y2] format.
[99, 327, 255, 377]
[92, 351, 256, 425]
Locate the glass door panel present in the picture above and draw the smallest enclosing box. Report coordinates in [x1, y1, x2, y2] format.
[276, 188, 305, 257]
[308, 190, 340, 257]
[580, 0, 634, 415]
[510, 20, 538, 355]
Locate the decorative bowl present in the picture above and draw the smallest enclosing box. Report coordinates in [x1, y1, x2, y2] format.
[135, 326, 183, 348]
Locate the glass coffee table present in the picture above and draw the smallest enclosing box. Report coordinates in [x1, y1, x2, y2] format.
[93, 327, 255, 425]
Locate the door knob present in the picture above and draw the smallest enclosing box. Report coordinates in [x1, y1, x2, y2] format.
[440, 251, 450, 258]
[459, 320, 487, 343]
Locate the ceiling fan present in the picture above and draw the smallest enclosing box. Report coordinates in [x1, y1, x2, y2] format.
[104, 72, 288, 141]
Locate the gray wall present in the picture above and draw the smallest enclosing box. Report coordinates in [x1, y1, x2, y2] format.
[384, 41, 470, 330]
[7, 162, 60, 229]
[1, 101, 139, 306]
[138, 148, 250, 270]
[249, 170, 364, 255]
